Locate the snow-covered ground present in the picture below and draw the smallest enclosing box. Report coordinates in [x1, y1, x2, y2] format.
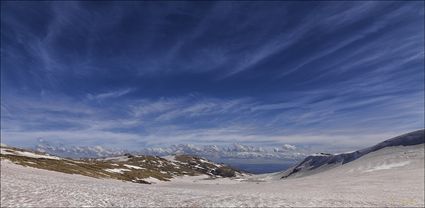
[1, 144, 423, 207]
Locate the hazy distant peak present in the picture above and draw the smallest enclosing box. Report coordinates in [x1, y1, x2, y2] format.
[282, 144, 297, 150]
[33, 140, 310, 162]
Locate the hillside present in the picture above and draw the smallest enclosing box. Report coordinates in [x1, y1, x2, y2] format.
[279, 129, 424, 179]
[0, 145, 243, 184]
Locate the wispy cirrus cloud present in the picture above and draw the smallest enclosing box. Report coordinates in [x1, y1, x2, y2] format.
[87, 88, 134, 101]
[1, 1, 423, 151]
[1, 88, 422, 151]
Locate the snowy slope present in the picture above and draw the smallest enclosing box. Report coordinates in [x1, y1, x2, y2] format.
[1, 141, 423, 207]
[279, 129, 424, 178]
[1, 147, 61, 160]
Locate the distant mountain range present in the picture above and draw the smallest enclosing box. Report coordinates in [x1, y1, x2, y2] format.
[34, 139, 310, 162]
[34, 139, 126, 159]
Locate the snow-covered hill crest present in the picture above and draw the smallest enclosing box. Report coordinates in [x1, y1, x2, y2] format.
[280, 129, 425, 178]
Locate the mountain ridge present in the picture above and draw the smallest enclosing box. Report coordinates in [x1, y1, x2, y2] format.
[280, 129, 425, 179]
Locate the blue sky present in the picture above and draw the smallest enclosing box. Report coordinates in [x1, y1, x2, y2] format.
[1, 1, 424, 151]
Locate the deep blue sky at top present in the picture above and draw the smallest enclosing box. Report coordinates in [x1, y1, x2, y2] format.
[1, 1, 424, 151]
